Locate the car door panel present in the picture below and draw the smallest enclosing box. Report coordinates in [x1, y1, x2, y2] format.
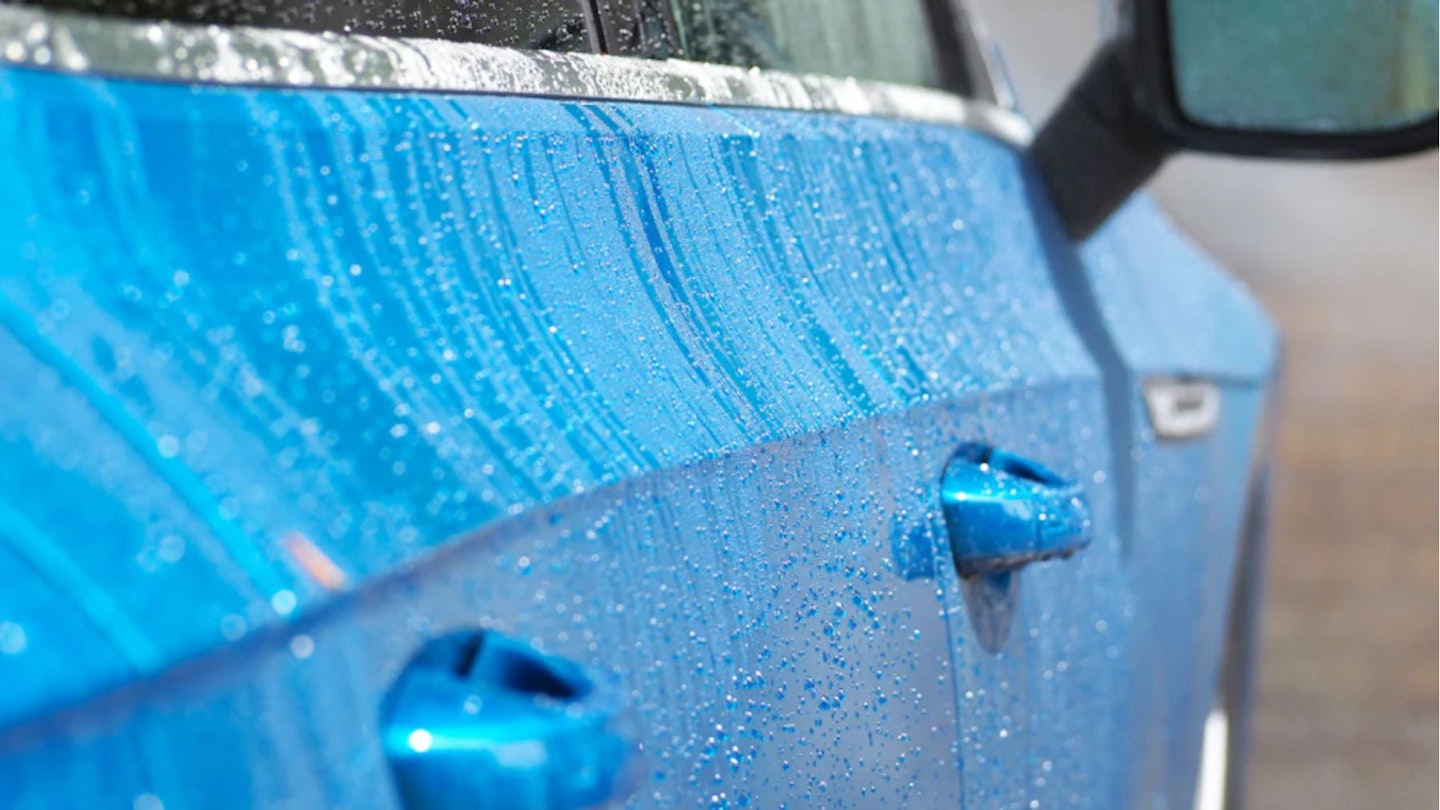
[0, 20, 1277, 804]
[1082, 200, 1279, 806]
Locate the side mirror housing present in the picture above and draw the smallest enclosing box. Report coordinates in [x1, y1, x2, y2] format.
[1033, 0, 1439, 240]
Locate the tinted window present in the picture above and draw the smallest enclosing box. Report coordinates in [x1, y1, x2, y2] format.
[670, 0, 947, 88]
[14, 0, 596, 49]
[17, 0, 983, 94]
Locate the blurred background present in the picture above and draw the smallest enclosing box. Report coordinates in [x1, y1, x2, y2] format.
[969, 2, 1438, 807]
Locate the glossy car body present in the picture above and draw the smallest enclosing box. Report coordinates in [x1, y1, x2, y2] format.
[0, 3, 1277, 807]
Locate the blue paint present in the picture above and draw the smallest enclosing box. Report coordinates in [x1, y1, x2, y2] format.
[0, 292, 288, 600]
[0, 498, 163, 672]
[1084, 197, 1278, 380]
[0, 63, 1276, 809]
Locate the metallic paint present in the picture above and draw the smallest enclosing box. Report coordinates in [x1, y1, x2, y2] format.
[0, 58, 1276, 809]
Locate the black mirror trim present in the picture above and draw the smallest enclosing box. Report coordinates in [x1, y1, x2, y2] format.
[1033, 0, 1438, 241]
[1031, 41, 1175, 241]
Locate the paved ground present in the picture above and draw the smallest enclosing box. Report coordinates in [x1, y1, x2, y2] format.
[1204, 156, 1439, 809]
[972, 3, 1439, 807]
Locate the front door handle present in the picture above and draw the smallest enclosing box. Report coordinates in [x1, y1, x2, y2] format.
[940, 443, 1093, 578]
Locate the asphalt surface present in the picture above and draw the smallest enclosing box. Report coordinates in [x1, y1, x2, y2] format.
[972, 2, 1439, 807]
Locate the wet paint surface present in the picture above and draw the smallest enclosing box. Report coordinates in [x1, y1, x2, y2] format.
[0, 66, 1274, 808]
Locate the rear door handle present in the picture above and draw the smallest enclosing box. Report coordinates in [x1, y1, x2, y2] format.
[381, 630, 636, 810]
[940, 443, 1093, 578]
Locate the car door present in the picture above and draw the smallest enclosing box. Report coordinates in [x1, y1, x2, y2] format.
[0, 2, 1275, 808]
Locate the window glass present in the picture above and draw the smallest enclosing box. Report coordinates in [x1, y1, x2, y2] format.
[670, 0, 944, 88]
[14, 0, 595, 50]
[19, 0, 981, 93]
[1169, 0, 1439, 133]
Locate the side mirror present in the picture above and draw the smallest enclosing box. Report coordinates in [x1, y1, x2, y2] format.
[1032, 0, 1439, 240]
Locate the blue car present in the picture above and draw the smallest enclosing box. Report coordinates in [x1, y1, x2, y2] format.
[0, 1, 1433, 808]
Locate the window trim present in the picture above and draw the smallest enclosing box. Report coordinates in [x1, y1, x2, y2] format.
[0, 4, 1029, 143]
[10, 0, 606, 50]
[594, 0, 999, 102]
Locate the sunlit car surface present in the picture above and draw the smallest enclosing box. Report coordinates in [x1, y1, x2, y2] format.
[4, 1, 1425, 808]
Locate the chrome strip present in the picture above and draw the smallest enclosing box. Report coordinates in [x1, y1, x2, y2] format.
[0, 5, 1032, 143]
[1192, 709, 1230, 810]
[1143, 378, 1223, 441]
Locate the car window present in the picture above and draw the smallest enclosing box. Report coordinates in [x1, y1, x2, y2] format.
[13, 0, 596, 49]
[17, 0, 984, 94]
[669, 0, 949, 89]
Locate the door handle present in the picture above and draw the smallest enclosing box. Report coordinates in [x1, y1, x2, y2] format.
[940, 443, 1093, 578]
[380, 630, 636, 810]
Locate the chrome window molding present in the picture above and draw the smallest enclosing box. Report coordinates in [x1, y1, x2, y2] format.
[0, 4, 1031, 144]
